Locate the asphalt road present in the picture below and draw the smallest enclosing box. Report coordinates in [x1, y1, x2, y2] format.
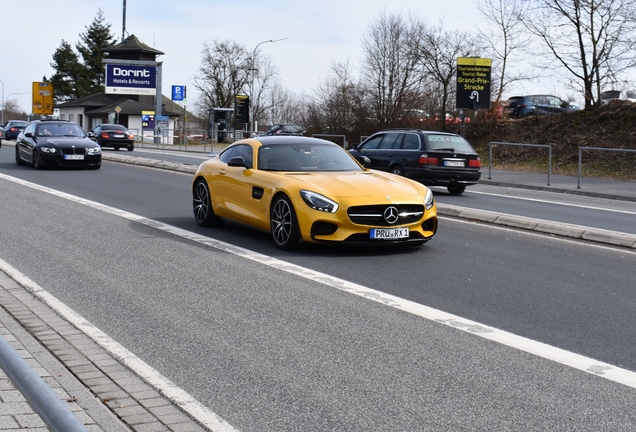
[1, 145, 636, 431]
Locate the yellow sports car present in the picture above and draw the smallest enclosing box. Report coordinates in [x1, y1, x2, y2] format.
[192, 136, 437, 249]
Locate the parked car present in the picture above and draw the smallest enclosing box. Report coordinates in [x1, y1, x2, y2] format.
[505, 95, 577, 118]
[263, 124, 305, 136]
[15, 120, 102, 169]
[192, 135, 437, 249]
[3, 120, 28, 140]
[349, 129, 481, 195]
[88, 124, 135, 151]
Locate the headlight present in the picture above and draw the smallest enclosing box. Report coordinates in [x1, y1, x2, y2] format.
[424, 188, 435, 210]
[300, 190, 339, 213]
[87, 146, 102, 155]
[40, 147, 57, 154]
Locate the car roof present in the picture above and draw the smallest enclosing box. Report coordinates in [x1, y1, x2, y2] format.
[252, 135, 337, 146]
[376, 128, 461, 136]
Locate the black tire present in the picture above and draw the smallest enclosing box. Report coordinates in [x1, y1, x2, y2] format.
[114, 146, 120, 151]
[390, 165, 405, 176]
[127, 144, 134, 151]
[33, 151, 44, 170]
[193, 178, 223, 227]
[270, 195, 300, 250]
[15, 146, 23, 165]
[447, 185, 466, 195]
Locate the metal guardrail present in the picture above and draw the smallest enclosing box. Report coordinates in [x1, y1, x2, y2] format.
[488, 142, 553, 185]
[0, 335, 88, 432]
[577, 147, 636, 188]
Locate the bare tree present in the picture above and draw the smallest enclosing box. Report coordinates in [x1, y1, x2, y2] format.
[360, 11, 423, 128]
[414, 21, 484, 130]
[524, 0, 636, 108]
[477, 0, 532, 103]
[308, 60, 368, 137]
[193, 39, 250, 109]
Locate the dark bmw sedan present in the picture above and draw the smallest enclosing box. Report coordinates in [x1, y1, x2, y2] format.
[15, 120, 102, 169]
[349, 129, 481, 195]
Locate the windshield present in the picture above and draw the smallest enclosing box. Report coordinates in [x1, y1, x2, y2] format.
[37, 123, 84, 137]
[258, 143, 362, 172]
[425, 134, 476, 152]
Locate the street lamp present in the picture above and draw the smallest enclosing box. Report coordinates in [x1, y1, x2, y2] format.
[250, 38, 287, 133]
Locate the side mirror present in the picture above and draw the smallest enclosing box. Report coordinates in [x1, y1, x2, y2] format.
[228, 156, 248, 168]
[356, 155, 371, 167]
[25, 132, 34, 138]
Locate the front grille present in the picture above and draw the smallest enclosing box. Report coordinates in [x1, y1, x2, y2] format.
[60, 146, 86, 155]
[348, 204, 424, 226]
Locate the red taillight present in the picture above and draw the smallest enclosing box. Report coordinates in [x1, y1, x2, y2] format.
[101, 132, 110, 138]
[127, 133, 134, 139]
[418, 154, 439, 165]
[468, 158, 481, 167]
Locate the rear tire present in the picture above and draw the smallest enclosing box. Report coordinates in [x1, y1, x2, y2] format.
[447, 185, 466, 195]
[15, 146, 23, 165]
[128, 144, 134, 151]
[193, 178, 223, 227]
[270, 195, 300, 250]
[390, 165, 405, 176]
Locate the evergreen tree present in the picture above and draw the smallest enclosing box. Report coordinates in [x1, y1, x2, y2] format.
[48, 9, 116, 102]
[76, 9, 116, 92]
[48, 40, 85, 102]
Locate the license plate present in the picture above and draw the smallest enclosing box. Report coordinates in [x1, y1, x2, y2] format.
[64, 155, 85, 160]
[370, 228, 409, 239]
[444, 160, 465, 167]
[114, 134, 125, 138]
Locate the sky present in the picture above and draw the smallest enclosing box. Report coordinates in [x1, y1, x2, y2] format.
[2, 0, 566, 118]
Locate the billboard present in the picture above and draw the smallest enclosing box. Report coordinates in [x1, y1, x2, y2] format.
[105, 64, 156, 95]
[456, 57, 492, 110]
[32, 82, 54, 115]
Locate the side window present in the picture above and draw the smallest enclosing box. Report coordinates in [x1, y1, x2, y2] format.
[402, 134, 420, 150]
[24, 123, 36, 135]
[378, 133, 402, 150]
[360, 135, 384, 150]
[219, 145, 252, 168]
[219, 146, 237, 163]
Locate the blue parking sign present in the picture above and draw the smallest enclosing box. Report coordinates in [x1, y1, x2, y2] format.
[172, 85, 186, 101]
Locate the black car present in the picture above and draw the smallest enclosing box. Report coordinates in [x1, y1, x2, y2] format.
[505, 95, 577, 118]
[264, 124, 305, 136]
[349, 129, 481, 195]
[15, 120, 102, 169]
[3, 120, 28, 140]
[88, 123, 135, 151]
[0, 125, 4, 147]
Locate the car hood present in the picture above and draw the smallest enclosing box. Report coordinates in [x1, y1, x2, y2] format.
[38, 137, 96, 147]
[285, 170, 426, 198]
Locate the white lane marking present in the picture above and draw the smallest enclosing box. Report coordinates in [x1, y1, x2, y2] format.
[466, 189, 636, 215]
[2, 172, 636, 402]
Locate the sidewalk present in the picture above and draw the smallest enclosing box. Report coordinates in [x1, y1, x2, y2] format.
[0, 267, 207, 431]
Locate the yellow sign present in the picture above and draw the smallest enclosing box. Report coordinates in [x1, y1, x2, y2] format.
[32, 82, 54, 115]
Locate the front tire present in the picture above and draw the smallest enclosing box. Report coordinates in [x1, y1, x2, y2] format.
[270, 195, 300, 250]
[193, 178, 223, 227]
[33, 151, 44, 170]
[15, 146, 23, 165]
